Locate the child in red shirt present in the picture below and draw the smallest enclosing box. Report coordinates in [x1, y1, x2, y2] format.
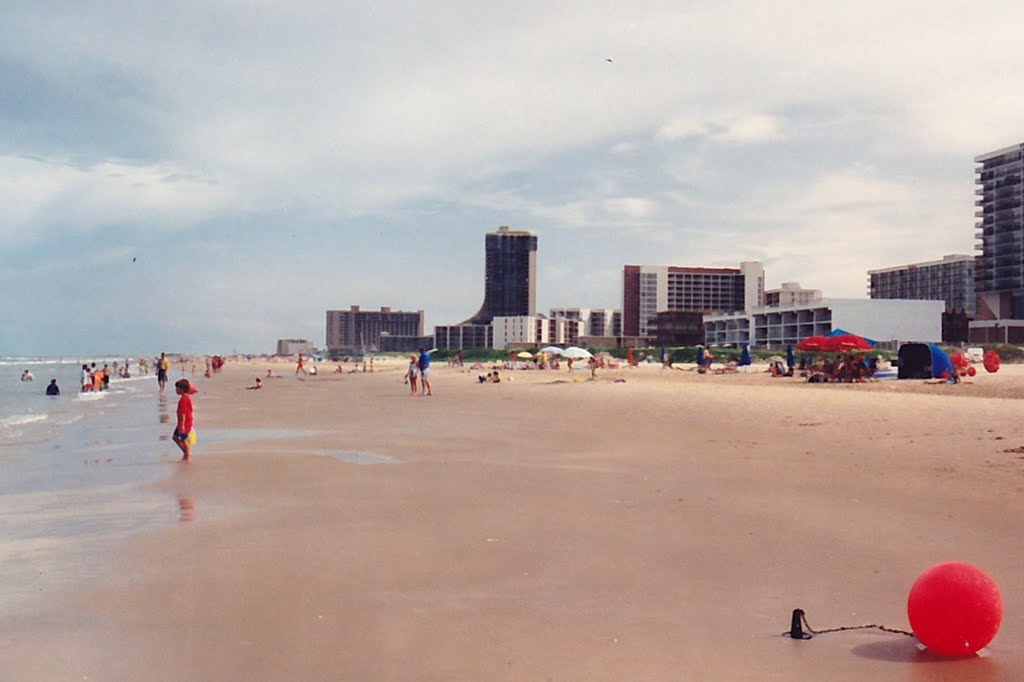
[172, 379, 195, 461]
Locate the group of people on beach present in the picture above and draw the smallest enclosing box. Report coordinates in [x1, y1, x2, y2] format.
[81, 363, 112, 392]
[404, 348, 432, 396]
[803, 354, 879, 383]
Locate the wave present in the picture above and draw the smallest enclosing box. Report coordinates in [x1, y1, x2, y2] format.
[0, 413, 48, 428]
[0, 413, 50, 445]
[0, 357, 127, 367]
[74, 392, 110, 402]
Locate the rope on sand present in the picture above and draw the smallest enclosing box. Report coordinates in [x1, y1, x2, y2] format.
[784, 608, 914, 640]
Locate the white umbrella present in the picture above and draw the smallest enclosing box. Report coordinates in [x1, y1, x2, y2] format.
[561, 346, 593, 359]
[539, 346, 563, 355]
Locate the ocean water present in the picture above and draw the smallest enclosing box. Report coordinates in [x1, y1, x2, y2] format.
[0, 357, 184, 611]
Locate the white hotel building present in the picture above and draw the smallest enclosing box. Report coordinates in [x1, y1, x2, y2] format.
[704, 298, 944, 349]
[491, 315, 581, 349]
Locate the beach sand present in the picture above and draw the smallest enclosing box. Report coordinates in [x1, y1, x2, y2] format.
[4, 358, 1023, 680]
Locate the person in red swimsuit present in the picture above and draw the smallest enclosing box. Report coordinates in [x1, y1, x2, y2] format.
[172, 379, 196, 461]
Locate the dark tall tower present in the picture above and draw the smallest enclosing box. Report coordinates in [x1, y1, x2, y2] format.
[463, 225, 537, 324]
[976, 143, 1024, 320]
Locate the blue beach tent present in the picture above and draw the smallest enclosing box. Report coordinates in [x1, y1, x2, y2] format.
[897, 343, 954, 379]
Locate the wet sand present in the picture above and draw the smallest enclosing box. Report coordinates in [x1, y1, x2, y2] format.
[4, 359, 1024, 681]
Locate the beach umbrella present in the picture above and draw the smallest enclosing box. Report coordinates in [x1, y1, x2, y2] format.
[516, 351, 533, 359]
[796, 335, 831, 352]
[539, 346, 563, 355]
[829, 334, 872, 351]
[561, 346, 593, 359]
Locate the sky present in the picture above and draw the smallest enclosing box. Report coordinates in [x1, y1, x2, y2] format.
[3, 1, 1023, 356]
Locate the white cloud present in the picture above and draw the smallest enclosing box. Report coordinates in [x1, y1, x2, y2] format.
[657, 113, 783, 143]
[0, 155, 231, 243]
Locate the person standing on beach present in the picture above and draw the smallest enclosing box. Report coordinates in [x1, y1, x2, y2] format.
[157, 352, 170, 393]
[296, 354, 307, 375]
[405, 355, 419, 396]
[172, 378, 195, 462]
[418, 347, 432, 396]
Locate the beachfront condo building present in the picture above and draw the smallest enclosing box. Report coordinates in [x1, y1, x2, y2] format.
[549, 308, 622, 337]
[276, 338, 313, 355]
[971, 142, 1024, 343]
[491, 315, 581, 349]
[326, 306, 424, 355]
[704, 298, 943, 349]
[435, 225, 539, 350]
[764, 282, 823, 308]
[867, 254, 976, 316]
[622, 261, 764, 337]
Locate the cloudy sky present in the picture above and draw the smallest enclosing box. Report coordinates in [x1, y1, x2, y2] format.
[2, 1, 1021, 356]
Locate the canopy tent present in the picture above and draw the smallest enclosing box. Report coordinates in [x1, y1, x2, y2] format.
[826, 328, 877, 345]
[897, 343, 954, 380]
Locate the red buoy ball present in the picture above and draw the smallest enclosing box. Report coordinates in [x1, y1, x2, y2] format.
[907, 562, 1002, 656]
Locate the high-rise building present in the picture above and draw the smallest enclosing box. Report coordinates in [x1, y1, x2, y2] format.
[867, 255, 975, 316]
[622, 262, 764, 337]
[326, 306, 424, 355]
[465, 225, 538, 325]
[975, 143, 1024, 316]
[436, 225, 538, 350]
[971, 143, 1024, 342]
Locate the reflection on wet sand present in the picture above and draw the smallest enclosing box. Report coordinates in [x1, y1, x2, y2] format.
[178, 495, 194, 522]
[158, 395, 170, 438]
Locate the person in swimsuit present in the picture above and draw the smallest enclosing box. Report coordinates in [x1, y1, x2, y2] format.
[172, 379, 196, 462]
[158, 352, 169, 393]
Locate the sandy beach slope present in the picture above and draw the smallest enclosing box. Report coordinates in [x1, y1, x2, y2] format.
[4, 359, 1023, 681]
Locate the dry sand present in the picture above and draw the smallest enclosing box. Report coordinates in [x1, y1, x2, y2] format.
[4, 358, 1024, 681]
